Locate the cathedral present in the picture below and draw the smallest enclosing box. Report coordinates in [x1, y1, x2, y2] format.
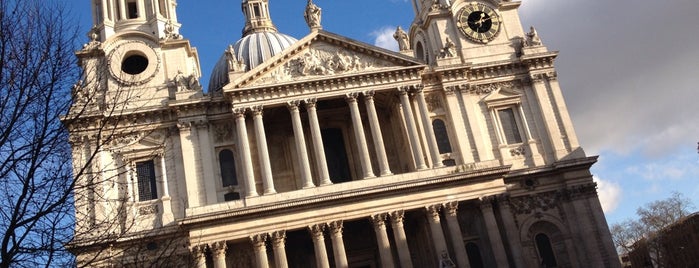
[65, 0, 620, 267]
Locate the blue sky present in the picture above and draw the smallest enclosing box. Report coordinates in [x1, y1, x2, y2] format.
[68, 0, 699, 226]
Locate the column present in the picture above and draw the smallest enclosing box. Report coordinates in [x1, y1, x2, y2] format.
[425, 205, 449, 257]
[251, 105, 276, 194]
[529, 74, 566, 159]
[517, 104, 545, 165]
[398, 86, 428, 170]
[363, 90, 392, 176]
[117, 0, 126, 20]
[196, 120, 218, 204]
[328, 221, 349, 268]
[251, 234, 270, 268]
[546, 72, 580, 148]
[233, 108, 258, 197]
[497, 197, 526, 268]
[159, 154, 174, 225]
[389, 211, 413, 268]
[190, 245, 206, 268]
[346, 93, 375, 179]
[370, 214, 395, 268]
[305, 98, 332, 185]
[308, 224, 330, 268]
[458, 86, 495, 161]
[479, 197, 508, 268]
[288, 100, 315, 188]
[177, 121, 204, 207]
[414, 86, 444, 168]
[271, 231, 289, 268]
[443, 86, 474, 164]
[211, 241, 228, 268]
[443, 202, 470, 268]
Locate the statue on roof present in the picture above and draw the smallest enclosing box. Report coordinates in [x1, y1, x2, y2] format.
[393, 26, 410, 51]
[304, 0, 322, 30]
[525, 26, 543, 46]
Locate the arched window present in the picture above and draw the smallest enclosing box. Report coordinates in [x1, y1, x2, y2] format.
[432, 119, 452, 154]
[465, 242, 485, 268]
[415, 41, 425, 62]
[219, 149, 238, 187]
[535, 233, 558, 268]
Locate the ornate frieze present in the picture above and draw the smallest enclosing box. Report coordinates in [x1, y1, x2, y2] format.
[509, 191, 561, 215]
[212, 121, 234, 143]
[468, 81, 516, 95]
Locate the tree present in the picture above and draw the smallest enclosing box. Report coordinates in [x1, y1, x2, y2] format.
[611, 192, 695, 267]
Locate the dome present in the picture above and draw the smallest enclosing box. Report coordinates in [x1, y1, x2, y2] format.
[208, 29, 297, 93]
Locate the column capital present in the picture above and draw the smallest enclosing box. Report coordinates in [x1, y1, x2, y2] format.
[345, 92, 359, 102]
[363, 90, 376, 99]
[529, 73, 545, 84]
[232, 107, 247, 117]
[412, 84, 425, 93]
[425, 204, 442, 222]
[250, 105, 264, 116]
[397, 86, 411, 95]
[545, 71, 558, 81]
[304, 97, 318, 108]
[271, 230, 287, 247]
[479, 195, 497, 208]
[309, 223, 326, 239]
[190, 244, 207, 258]
[328, 220, 344, 236]
[370, 213, 388, 228]
[389, 210, 405, 223]
[250, 233, 268, 249]
[210, 241, 227, 256]
[287, 99, 302, 110]
[177, 121, 193, 131]
[443, 86, 458, 95]
[443, 201, 459, 217]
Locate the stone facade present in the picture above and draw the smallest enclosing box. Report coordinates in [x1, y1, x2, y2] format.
[65, 0, 619, 267]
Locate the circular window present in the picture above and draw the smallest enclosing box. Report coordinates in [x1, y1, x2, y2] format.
[121, 54, 149, 75]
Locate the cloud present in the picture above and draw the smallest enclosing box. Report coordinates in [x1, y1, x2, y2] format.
[624, 153, 699, 181]
[370, 26, 399, 52]
[594, 176, 622, 214]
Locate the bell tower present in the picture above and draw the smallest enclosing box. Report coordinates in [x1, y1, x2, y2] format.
[90, 0, 181, 41]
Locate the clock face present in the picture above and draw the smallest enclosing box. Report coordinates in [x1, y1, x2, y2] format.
[457, 3, 501, 43]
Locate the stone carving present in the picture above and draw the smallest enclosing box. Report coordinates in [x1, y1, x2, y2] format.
[328, 220, 344, 236]
[370, 213, 388, 228]
[210, 241, 227, 257]
[510, 145, 526, 157]
[304, 0, 322, 30]
[138, 204, 158, 215]
[509, 191, 561, 215]
[308, 224, 326, 238]
[425, 93, 443, 112]
[250, 233, 268, 249]
[430, 0, 450, 11]
[108, 131, 148, 148]
[393, 26, 410, 51]
[425, 204, 442, 222]
[439, 251, 457, 268]
[213, 122, 234, 143]
[524, 26, 542, 47]
[270, 231, 286, 247]
[161, 20, 181, 41]
[470, 81, 515, 94]
[565, 183, 598, 200]
[82, 26, 101, 51]
[443, 201, 459, 217]
[438, 37, 457, 59]
[225, 45, 246, 72]
[71, 80, 88, 103]
[389, 210, 405, 223]
[170, 70, 202, 92]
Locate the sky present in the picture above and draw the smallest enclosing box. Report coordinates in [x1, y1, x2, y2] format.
[68, 0, 699, 225]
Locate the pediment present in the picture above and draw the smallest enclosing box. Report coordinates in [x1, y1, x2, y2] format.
[481, 81, 523, 107]
[227, 31, 425, 90]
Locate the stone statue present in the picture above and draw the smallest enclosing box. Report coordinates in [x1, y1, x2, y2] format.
[304, 0, 322, 30]
[525, 26, 542, 46]
[82, 26, 101, 50]
[439, 251, 456, 268]
[172, 70, 188, 92]
[225, 45, 246, 72]
[162, 20, 182, 40]
[439, 37, 456, 58]
[393, 26, 410, 51]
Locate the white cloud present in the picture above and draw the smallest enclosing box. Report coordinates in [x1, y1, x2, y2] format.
[370, 26, 399, 52]
[624, 153, 699, 181]
[594, 176, 622, 214]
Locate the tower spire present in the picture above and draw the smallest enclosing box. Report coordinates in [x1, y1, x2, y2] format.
[90, 0, 181, 41]
[241, 0, 278, 36]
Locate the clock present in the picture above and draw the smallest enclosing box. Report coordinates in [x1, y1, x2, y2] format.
[457, 3, 501, 43]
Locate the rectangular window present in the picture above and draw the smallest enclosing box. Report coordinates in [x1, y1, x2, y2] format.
[136, 160, 157, 201]
[498, 108, 523, 144]
[127, 1, 138, 19]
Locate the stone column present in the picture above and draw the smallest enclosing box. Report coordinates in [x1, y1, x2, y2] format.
[497, 197, 526, 268]
[443, 86, 474, 164]
[517, 104, 545, 165]
[211, 241, 228, 268]
[190, 245, 207, 268]
[309, 224, 330, 268]
[443, 201, 470, 268]
[389, 210, 413, 268]
[177, 121, 204, 207]
[251, 105, 277, 194]
[251, 234, 270, 268]
[425, 205, 449, 257]
[305, 98, 332, 185]
[346, 93, 375, 179]
[159, 154, 174, 225]
[414, 86, 444, 168]
[479, 197, 508, 268]
[529, 73, 567, 159]
[370, 214, 395, 268]
[271, 231, 289, 268]
[363, 90, 392, 176]
[195, 120, 218, 204]
[328, 221, 349, 268]
[117, 0, 127, 19]
[398, 86, 428, 170]
[287, 100, 315, 188]
[233, 108, 258, 197]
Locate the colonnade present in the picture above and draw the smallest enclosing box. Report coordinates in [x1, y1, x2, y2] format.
[220, 85, 445, 198]
[189, 198, 515, 268]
